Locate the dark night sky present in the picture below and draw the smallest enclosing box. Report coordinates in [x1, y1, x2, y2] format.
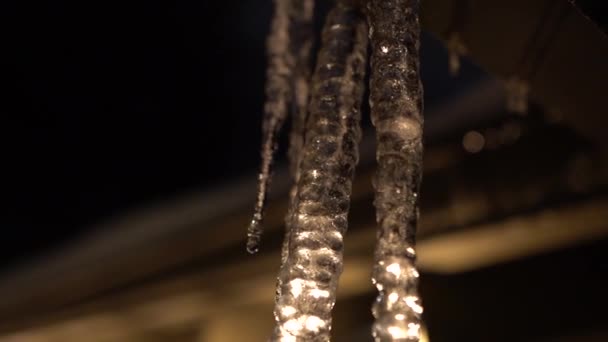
[0, 1, 483, 268]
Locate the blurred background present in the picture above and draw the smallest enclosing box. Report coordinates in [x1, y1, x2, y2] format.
[1, 0, 607, 341]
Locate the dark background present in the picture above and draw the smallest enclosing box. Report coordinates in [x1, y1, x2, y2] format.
[1, 0, 486, 267]
[2, 1, 271, 266]
[1, 1, 607, 341]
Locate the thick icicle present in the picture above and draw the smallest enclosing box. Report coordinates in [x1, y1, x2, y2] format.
[272, 3, 368, 341]
[367, 1, 425, 341]
[248, 0, 298, 254]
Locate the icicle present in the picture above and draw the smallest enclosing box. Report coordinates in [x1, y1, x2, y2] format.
[248, 0, 296, 254]
[272, 3, 368, 341]
[287, 0, 315, 178]
[366, 1, 424, 341]
[279, 0, 315, 300]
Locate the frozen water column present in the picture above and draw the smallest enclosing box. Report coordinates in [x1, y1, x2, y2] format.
[367, 0, 425, 341]
[271, 3, 368, 341]
[248, 0, 315, 254]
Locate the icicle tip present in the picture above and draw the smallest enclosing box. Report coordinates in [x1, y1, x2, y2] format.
[246, 216, 263, 254]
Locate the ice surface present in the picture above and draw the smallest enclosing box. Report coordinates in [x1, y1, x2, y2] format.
[272, 3, 368, 341]
[367, 0, 424, 340]
[248, 0, 315, 254]
[279, 0, 315, 301]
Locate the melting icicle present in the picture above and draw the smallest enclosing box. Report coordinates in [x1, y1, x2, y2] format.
[272, 3, 368, 341]
[367, 0, 424, 341]
[248, 0, 297, 254]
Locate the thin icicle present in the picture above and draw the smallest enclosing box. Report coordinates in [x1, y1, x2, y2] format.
[287, 0, 315, 177]
[272, 3, 368, 341]
[279, 0, 315, 300]
[248, 0, 295, 254]
[367, 1, 424, 341]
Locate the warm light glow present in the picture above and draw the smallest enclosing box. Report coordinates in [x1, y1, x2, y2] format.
[386, 116, 423, 140]
[405, 295, 423, 314]
[281, 306, 297, 317]
[420, 325, 430, 342]
[388, 292, 399, 303]
[298, 248, 311, 256]
[387, 323, 421, 339]
[386, 262, 401, 277]
[279, 334, 297, 342]
[407, 323, 421, 338]
[310, 288, 330, 298]
[284, 319, 302, 334]
[304, 315, 325, 332]
[387, 326, 408, 339]
[289, 279, 304, 298]
[318, 247, 332, 254]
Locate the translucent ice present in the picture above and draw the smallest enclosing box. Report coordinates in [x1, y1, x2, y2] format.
[248, 0, 315, 254]
[279, 0, 315, 300]
[367, 1, 424, 341]
[272, 3, 368, 341]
